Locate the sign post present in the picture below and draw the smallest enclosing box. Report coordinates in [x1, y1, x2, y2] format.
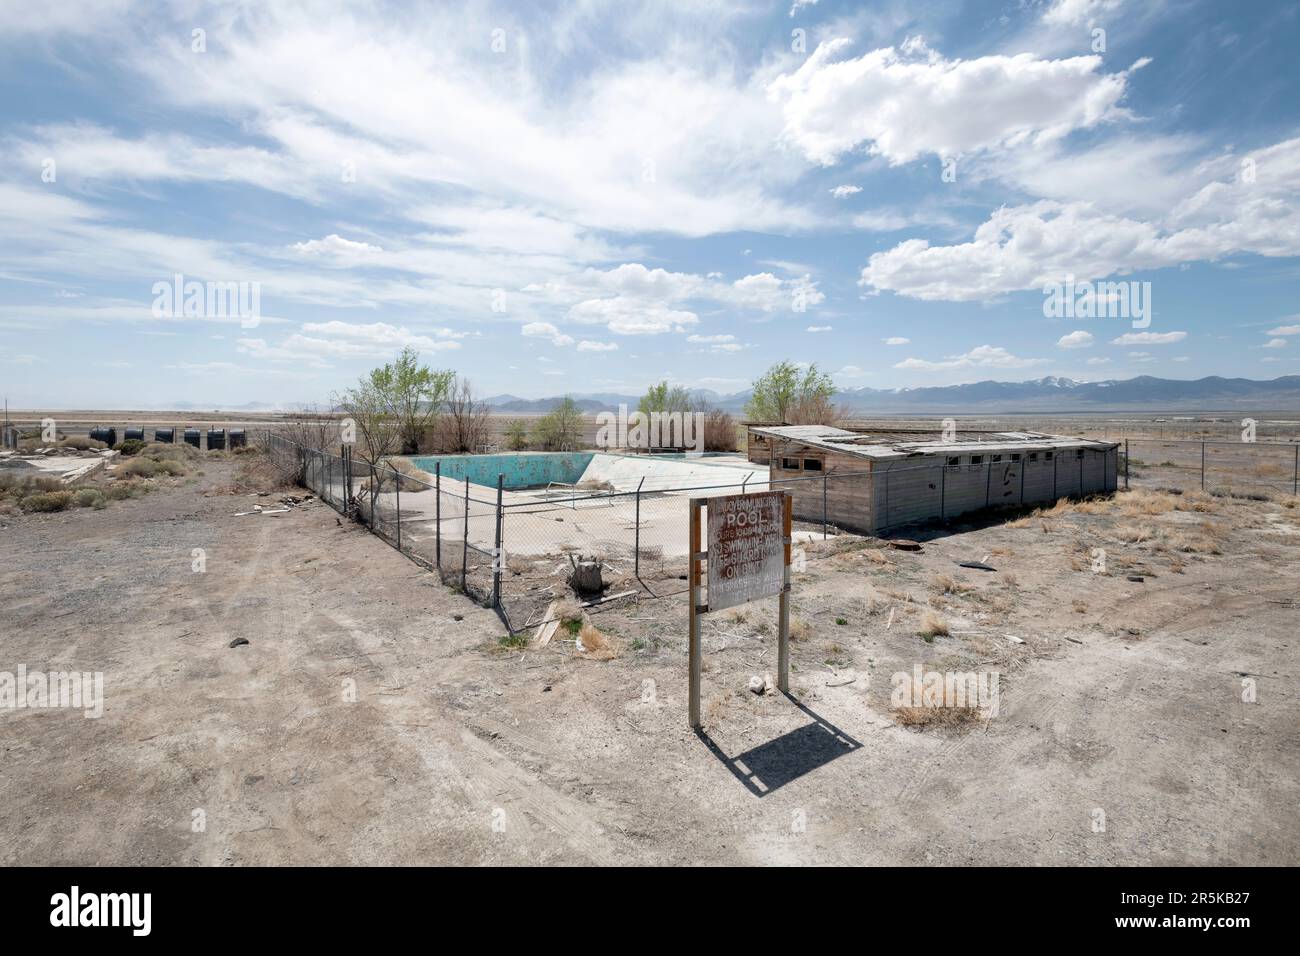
[688, 490, 792, 730]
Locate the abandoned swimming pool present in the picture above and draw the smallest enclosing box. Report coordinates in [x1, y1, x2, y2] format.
[407, 451, 765, 493]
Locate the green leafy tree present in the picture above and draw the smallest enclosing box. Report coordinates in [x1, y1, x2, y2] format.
[504, 419, 529, 450]
[744, 361, 836, 423]
[385, 346, 454, 454]
[637, 380, 692, 416]
[530, 397, 584, 451]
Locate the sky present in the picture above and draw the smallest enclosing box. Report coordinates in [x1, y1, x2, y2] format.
[0, 0, 1298, 408]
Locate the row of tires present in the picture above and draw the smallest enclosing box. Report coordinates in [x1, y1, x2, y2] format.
[88, 426, 248, 451]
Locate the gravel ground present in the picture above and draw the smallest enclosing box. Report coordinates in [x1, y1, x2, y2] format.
[1, 457, 1297, 865]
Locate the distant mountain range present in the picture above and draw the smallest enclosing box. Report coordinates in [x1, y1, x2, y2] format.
[483, 375, 1300, 415]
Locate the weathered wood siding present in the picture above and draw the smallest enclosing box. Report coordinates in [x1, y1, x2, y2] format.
[768, 440, 876, 534]
[767, 437, 1117, 535]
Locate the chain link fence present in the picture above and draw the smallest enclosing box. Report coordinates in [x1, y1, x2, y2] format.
[267, 432, 1296, 633]
[1122, 438, 1300, 497]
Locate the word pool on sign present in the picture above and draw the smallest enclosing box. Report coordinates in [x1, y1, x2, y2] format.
[706, 491, 785, 612]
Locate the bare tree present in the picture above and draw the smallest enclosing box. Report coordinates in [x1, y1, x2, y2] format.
[786, 392, 845, 426]
[335, 379, 400, 467]
[428, 376, 492, 452]
[701, 407, 740, 451]
[262, 404, 341, 484]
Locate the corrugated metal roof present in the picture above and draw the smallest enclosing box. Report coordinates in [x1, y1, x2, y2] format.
[749, 424, 1118, 460]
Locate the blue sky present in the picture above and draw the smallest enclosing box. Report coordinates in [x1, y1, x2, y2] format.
[1, 0, 1298, 408]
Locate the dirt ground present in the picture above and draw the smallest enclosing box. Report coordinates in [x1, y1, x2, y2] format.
[1, 455, 1297, 865]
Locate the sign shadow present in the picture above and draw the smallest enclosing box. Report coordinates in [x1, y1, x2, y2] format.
[694, 694, 862, 797]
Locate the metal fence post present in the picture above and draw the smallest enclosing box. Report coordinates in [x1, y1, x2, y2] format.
[822, 474, 828, 539]
[1201, 440, 1206, 491]
[435, 461, 442, 568]
[461, 477, 469, 592]
[940, 461, 946, 520]
[493, 474, 504, 610]
[1294, 445, 1298, 496]
[634, 476, 644, 579]
[393, 464, 401, 551]
[369, 462, 377, 529]
[1125, 439, 1130, 490]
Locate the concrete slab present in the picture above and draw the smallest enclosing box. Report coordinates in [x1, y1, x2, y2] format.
[0, 451, 116, 484]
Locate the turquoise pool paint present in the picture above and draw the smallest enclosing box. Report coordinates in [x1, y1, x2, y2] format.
[409, 452, 594, 490]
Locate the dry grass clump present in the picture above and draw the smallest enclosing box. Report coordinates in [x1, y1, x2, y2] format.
[892, 677, 984, 730]
[918, 611, 950, 642]
[1165, 520, 1227, 554]
[104, 480, 149, 501]
[141, 441, 200, 463]
[55, 436, 107, 451]
[789, 618, 813, 642]
[999, 572, 1018, 587]
[576, 621, 622, 660]
[18, 490, 74, 512]
[119, 456, 187, 478]
[0, 473, 62, 501]
[864, 549, 896, 570]
[1114, 523, 1158, 544]
[360, 456, 432, 493]
[931, 573, 967, 595]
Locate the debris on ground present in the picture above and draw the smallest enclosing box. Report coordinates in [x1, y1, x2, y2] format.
[887, 539, 923, 551]
[958, 560, 997, 571]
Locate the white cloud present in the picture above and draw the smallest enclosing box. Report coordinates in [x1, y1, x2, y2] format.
[830, 185, 862, 198]
[1111, 331, 1186, 345]
[882, 336, 910, 345]
[576, 340, 618, 352]
[687, 334, 736, 343]
[1266, 323, 1300, 336]
[789, 0, 819, 17]
[522, 321, 575, 346]
[806, 325, 833, 333]
[567, 298, 698, 336]
[769, 37, 1134, 166]
[1057, 330, 1095, 349]
[291, 235, 383, 259]
[893, 344, 1047, 371]
[861, 137, 1300, 301]
[1085, 356, 1112, 365]
[1042, 0, 1125, 27]
[1263, 338, 1287, 349]
[834, 365, 866, 378]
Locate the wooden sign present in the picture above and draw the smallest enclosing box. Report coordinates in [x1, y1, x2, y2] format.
[706, 491, 785, 611]
[689, 490, 793, 729]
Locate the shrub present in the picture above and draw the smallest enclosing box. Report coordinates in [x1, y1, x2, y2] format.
[20, 490, 74, 512]
[918, 611, 950, 641]
[0, 473, 62, 500]
[702, 408, 739, 452]
[114, 439, 146, 456]
[504, 419, 529, 451]
[119, 458, 163, 478]
[57, 436, 106, 451]
[104, 480, 147, 500]
[73, 488, 103, 508]
[530, 397, 583, 451]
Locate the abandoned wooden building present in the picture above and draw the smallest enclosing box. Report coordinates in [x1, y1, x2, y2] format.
[748, 424, 1120, 535]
